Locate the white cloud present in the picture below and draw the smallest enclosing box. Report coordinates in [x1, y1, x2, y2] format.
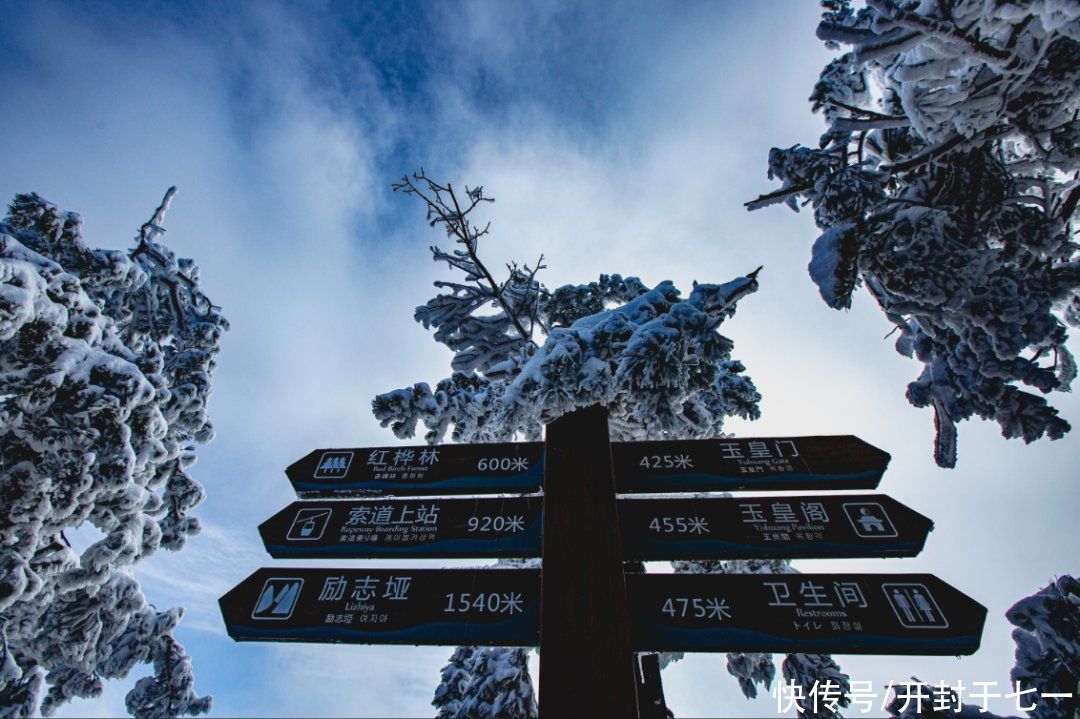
[2, 1, 1076, 717]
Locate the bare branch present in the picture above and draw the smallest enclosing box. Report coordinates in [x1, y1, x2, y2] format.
[745, 184, 810, 211]
[825, 98, 906, 122]
[396, 171, 536, 345]
[138, 186, 177, 245]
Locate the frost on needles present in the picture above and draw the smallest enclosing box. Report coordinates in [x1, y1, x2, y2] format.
[0, 189, 226, 717]
[373, 171, 849, 718]
[373, 172, 762, 446]
[748, 0, 1080, 467]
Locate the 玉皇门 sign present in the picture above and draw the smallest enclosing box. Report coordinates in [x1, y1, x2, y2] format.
[260, 497, 542, 558]
[220, 568, 540, 647]
[287, 442, 543, 497]
[613, 435, 890, 493]
[628, 572, 985, 655]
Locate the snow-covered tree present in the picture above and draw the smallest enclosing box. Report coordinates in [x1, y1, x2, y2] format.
[748, 0, 1080, 467]
[374, 172, 761, 445]
[1007, 574, 1079, 719]
[374, 171, 848, 716]
[451, 647, 538, 719]
[0, 189, 226, 716]
[434, 646, 477, 719]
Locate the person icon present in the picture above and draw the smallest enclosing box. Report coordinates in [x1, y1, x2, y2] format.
[912, 588, 937, 624]
[892, 588, 916, 623]
[857, 507, 885, 534]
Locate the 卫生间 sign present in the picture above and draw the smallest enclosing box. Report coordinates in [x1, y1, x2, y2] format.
[628, 572, 986, 655]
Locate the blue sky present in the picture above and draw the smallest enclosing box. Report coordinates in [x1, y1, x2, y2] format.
[0, 1, 1076, 717]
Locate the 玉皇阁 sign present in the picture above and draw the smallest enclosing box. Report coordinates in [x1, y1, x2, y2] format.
[618, 494, 932, 560]
[287, 442, 544, 497]
[220, 568, 540, 647]
[613, 435, 890, 493]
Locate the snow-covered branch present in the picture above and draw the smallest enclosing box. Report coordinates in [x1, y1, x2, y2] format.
[749, 0, 1079, 466]
[0, 191, 224, 716]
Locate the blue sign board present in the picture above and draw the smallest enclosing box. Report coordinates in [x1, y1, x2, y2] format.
[628, 572, 985, 655]
[613, 435, 890, 493]
[220, 568, 540, 647]
[619, 494, 932, 560]
[260, 497, 542, 558]
[286, 442, 544, 497]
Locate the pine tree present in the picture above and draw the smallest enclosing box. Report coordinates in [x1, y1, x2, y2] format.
[747, 0, 1080, 467]
[781, 654, 851, 719]
[1007, 574, 1079, 719]
[434, 646, 477, 719]
[454, 647, 537, 719]
[125, 634, 211, 718]
[0, 189, 226, 716]
[374, 171, 823, 717]
[373, 171, 761, 446]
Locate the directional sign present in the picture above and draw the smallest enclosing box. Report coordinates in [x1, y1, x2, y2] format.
[260, 497, 542, 558]
[619, 494, 933, 561]
[287, 442, 544, 497]
[628, 573, 985, 655]
[220, 568, 540, 647]
[613, 435, 891, 493]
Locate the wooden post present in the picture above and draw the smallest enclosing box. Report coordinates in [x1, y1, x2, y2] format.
[634, 653, 671, 719]
[539, 405, 638, 718]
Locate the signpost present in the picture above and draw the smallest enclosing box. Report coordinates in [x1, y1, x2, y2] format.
[618, 494, 933, 560]
[219, 568, 540, 647]
[612, 435, 890, 493]
[286, 442, 544, 497]
[220, 568, 986, 658]
[539, 405, 638, 718]
[222, 409, 986, 719]
[263, 493, 930, 561]
[628, 572, 986, 656]
[260, 497, 542, 558]
[286, 434, 889, 497]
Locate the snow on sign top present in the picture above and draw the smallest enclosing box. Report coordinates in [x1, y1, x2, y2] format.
[612, 435, 891, 493]
[286, 442, 544, 498]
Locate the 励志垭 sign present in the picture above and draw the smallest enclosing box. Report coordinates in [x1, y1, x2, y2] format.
[220, 568, 540, 647]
